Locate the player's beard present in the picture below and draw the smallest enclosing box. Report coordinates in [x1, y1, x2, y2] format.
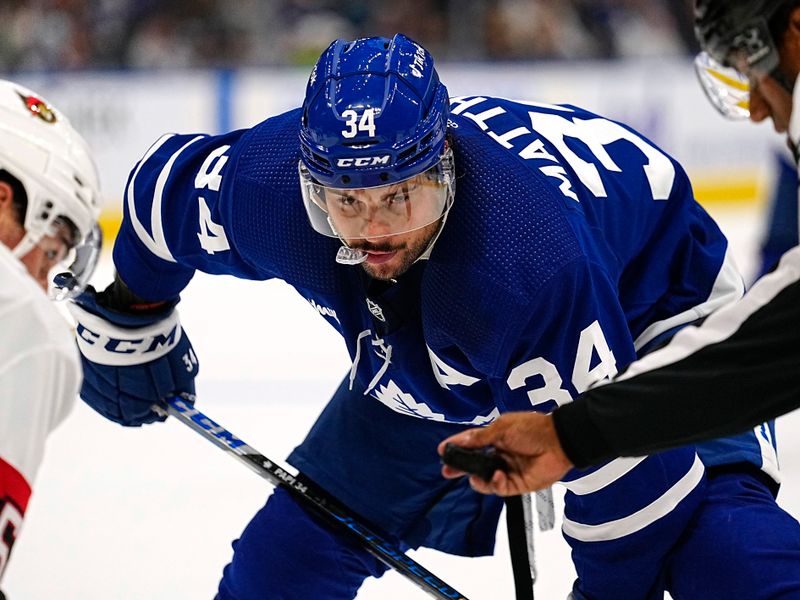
[350, 221, 440, 281]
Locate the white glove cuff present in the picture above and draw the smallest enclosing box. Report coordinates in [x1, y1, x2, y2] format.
[67, 302, 183, 366]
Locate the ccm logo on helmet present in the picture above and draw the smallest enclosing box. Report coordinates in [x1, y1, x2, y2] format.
[336, 155, 391, 168]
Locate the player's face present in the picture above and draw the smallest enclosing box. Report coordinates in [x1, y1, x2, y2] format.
[4, 227, 72, 292]
[748, 74, 793, 132]
[326, 175, 445, 279]
[21, 230, 72, 291]
[0, 186, 73, 291]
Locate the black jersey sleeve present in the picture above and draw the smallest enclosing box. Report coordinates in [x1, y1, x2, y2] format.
[553, 246, 800, 468]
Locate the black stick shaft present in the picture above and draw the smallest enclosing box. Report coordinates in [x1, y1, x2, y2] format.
[163, 396, 469, 600]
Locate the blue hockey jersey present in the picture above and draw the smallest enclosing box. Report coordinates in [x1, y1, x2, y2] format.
[113, 96, 776, 593]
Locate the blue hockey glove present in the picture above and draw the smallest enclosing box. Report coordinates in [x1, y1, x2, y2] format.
[67, 282, 199, 426]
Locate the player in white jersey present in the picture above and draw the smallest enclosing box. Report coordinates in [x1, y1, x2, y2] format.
[0, 79, 101, 589]
[441, 0, 800, 497]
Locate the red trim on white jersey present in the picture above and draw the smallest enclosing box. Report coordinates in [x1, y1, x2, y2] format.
[0, 457, 31, 514]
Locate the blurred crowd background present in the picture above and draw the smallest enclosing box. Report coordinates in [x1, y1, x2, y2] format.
[0, 0, 698, 72]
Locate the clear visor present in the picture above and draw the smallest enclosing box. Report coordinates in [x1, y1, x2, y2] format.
[49, 220, 102, 300]
[299, 149, 455, 241]
[694, 51, 751, 120]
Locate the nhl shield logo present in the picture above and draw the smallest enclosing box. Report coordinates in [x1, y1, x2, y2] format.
[366, 298, 386, 322]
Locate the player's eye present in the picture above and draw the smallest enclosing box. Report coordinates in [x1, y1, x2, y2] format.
[36, 236, 67, 264]
[387, 190, 409, 204]
[333, 194, 362, 216]
[386, 183, 415, 204]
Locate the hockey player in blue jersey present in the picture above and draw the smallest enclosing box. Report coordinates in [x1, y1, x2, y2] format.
[66, 34, 798, 599]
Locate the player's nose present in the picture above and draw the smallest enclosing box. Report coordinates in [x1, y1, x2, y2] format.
[360, 213, 392, 241]
[362, 226, 392, 243]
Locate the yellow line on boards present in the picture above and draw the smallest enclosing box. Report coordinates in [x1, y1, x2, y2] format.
[691, 175, 764, 207]
[98, 209, 123, 246]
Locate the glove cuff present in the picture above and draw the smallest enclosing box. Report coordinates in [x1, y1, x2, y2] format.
[102, 274, 178, 315]
[68, 301, 184, 367]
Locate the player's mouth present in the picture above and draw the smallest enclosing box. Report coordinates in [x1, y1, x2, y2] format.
[364, 250, 399, 265]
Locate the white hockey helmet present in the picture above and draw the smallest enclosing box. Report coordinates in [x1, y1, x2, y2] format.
[0, 79, 102, 299]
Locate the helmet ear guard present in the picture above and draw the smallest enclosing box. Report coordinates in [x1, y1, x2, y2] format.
[0, 79, 102, 298]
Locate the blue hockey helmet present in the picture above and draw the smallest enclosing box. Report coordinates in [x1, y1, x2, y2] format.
[299, 33, 450, 189]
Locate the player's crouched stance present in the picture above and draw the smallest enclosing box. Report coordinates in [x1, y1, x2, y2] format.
[67, 33, 800, 600]
[0, 80, 101, 589]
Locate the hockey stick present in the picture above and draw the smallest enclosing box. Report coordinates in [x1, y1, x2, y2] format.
[158, 395, 469, 600]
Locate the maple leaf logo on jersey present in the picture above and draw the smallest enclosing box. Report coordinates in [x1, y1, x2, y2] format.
[372, 380, 446, 421]
[16, 91, 57, 124]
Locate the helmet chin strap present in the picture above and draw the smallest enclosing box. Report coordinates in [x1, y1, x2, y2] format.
[416, 209, 450, 264]
[10, 229, 38, 261]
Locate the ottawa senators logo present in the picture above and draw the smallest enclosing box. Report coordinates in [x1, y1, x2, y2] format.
[16, 90, 57, 124]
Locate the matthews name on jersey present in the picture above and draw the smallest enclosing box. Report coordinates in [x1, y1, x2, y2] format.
[108, 95, 775, 592]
